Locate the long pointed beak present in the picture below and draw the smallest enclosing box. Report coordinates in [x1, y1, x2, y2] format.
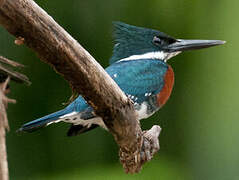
[166, 39, 226, 52]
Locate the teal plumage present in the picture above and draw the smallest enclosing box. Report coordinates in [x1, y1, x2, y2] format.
[110, 22, 176, 64]
[18, 22, 224, 136]
[20, 59, 169, 135]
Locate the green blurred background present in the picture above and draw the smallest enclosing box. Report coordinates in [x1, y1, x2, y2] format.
[0, 0, 238, 179]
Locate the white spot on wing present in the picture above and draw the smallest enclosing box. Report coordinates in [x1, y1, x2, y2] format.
[145, 93, 152, 97]
[114, 43, 120, 47]
[113, 73, 118, 78]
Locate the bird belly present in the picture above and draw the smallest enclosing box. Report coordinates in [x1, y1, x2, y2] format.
[134, 101, 159, 120]
[135, 102, 151, 120]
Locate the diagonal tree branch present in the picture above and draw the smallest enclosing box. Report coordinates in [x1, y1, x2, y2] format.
[0, 0, 161, 173]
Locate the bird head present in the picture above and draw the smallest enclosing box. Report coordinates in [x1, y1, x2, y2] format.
[110, 22, 225, 64]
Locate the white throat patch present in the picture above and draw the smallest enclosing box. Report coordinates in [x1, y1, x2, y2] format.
[118, 51, 181, 62]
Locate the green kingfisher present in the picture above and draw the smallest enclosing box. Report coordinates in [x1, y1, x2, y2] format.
[18, 22, 225, 136]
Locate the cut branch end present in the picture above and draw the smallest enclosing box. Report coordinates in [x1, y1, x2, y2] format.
[120, 125, 162, 173]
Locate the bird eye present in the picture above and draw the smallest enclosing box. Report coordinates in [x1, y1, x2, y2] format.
[153, 36, 162, 45]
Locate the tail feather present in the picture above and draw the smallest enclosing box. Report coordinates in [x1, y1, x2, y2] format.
[18, 109, 67, 132]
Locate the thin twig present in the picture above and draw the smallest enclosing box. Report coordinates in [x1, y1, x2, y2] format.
[0, 56, 24, 68]
[0, 77, 16, 180]
[0, 56, 29, 179]
[0, 56, 30, 85]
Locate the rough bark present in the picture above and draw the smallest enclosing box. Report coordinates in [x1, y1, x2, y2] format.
[0, 79, 10, 180]
[0, 0, 161, 173]
[0, 78, 16, 180]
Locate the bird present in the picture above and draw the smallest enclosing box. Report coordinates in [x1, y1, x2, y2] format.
[18, 22, 225, 136]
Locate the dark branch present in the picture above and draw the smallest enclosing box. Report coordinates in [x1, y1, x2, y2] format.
[0, 56, 29, 180]
[0, 78, 10, 180]
[0, 56, 30, 85]
[0, 77, 16, 180]
[0, 0, 161, 173]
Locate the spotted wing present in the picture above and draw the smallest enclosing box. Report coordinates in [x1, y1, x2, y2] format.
[106, 59, 168, 104]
